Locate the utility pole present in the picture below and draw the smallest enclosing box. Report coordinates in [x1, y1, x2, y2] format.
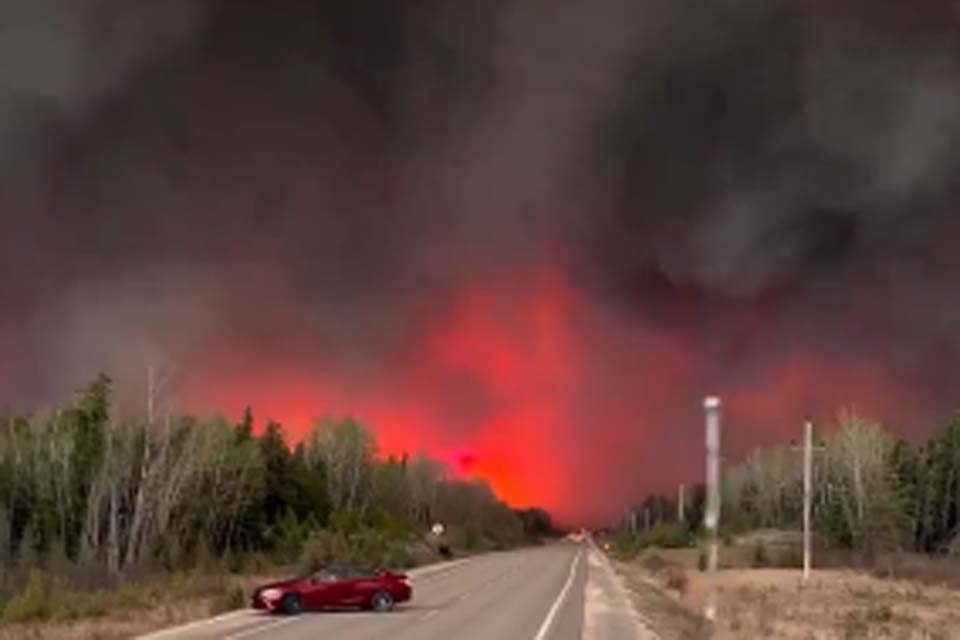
[678, 484, 685, 522]
[704, 395, 722, 622]
[644, 507, 650, 530]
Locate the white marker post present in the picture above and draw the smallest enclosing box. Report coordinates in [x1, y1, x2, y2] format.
[803, 419, 813, 581]
[703, 396, 722, 622]
[791, 418, 823, 583]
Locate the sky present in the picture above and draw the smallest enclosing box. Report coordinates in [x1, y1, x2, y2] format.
[2, 0, 960, 525]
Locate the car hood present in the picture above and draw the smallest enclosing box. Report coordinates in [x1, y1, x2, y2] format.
[254, 578, 305, 592]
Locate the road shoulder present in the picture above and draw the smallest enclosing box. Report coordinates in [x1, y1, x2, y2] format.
[582, 543, 659, 640]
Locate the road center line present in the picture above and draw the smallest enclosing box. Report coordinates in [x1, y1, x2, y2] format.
[224, 616, 300, 640]
[533, 548, 582, 640]
[419, 609, 440, 621]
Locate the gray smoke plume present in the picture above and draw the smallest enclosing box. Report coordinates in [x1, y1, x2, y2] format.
[2, 0, 960, 520]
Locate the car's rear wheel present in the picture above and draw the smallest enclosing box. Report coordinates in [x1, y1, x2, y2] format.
[280, 593, 303, 615]
[370, 590, 394, 612]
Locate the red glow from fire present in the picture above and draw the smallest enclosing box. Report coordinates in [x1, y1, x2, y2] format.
[184, 267, 579, 516]
[181, 264, 916, 526]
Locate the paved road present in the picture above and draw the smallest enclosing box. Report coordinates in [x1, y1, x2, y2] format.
[142, 542, 590, 640]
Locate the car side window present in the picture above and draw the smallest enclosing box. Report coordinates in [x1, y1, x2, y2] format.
[350, 566, 374, 579]
[313, 569, 339, 582]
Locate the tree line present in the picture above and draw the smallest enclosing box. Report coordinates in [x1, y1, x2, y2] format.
[627, 411, 960, 556]
[0, 375, 552, 586]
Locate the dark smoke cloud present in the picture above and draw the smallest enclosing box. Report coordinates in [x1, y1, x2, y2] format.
[2, 0, 960, 520]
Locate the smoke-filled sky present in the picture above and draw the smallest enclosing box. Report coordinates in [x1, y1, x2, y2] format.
[2, 0, 960, 525]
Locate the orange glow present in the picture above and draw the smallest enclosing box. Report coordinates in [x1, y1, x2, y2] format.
[180, 264, 914, 526]
[184, 266, 579, 514]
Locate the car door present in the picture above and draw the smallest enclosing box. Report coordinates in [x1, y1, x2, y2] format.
[301, 569, 344, 609]
[340, 566, 378, 607]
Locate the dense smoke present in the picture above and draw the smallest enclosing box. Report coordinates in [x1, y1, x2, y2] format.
[2, 0, 960, 524]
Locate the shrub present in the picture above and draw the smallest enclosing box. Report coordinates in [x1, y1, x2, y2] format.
[780, 545, 803, 569]
[366, 510, 416, 541]
[3, 571, 52, 622]
[54, 591, 108, 621]
[840, 603, 896, 639]
[210, 585, 246, 615]
[270, 509, 311, 563]
[300, 530, 349, 573]
[464, 527, 484, 551]
[641, 553, 669, 574]
[384, 543, 414, 569]
[752, 542, 770, 568]
[242, 552, 272, 574]
[330, 509, 365, 537]
[664, 566, 689, 593]
[612, 533, 641, 560]
[635, 523, 691, 550]
[113, 582, 155, 610]
[299, 526, 414, 571]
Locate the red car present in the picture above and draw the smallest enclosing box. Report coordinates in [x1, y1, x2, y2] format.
[251, 565, 412, 614]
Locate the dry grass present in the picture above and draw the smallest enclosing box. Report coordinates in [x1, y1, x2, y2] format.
[0, 571, 276, 640]
[691, 569, 960, 639]
[0, 598, 215, 640]
[614, 545, 960, 640]
[615, 554, 712, 639]
[0, 542, 451, 639]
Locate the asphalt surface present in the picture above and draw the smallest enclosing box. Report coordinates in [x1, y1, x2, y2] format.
[141, 542, 592, 640]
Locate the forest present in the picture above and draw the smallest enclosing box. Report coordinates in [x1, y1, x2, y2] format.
[629, 411, 960, 558]
[0, 375, 552, 594]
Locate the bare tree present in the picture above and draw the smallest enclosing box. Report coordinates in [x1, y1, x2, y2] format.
[823, 411, 909, 552]
[307, 418, 376, 514]
[405, 454, 446, 525]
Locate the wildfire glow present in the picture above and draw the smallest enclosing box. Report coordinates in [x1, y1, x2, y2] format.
[182, 264, 913, 526]
[184, 267, 579, 515]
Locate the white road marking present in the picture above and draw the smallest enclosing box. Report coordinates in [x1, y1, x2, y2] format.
[419, 609, 440, 621]
[458, 591, 472, 601]
[408, 557, 472, 579]
[533, 548, 582, 640]
[223, 616, 300, 640]
[135, 610, 255, 639]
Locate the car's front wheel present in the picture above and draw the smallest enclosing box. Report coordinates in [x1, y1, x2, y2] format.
[280, 593, 303, 615]
[370, 590, 394, 612]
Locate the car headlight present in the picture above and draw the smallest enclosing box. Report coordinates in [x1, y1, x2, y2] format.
[260, 588, 283, 601]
